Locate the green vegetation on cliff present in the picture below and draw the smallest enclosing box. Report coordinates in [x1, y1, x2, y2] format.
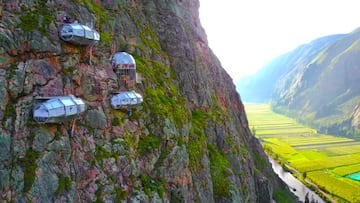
[208, 144, 232, 198]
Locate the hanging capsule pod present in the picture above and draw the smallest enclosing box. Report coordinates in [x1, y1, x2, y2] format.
[110, 90, 143, 109]
[59, 22, 100, 46]
[33, 95, 87, 123]
[110, 52, 137, 89]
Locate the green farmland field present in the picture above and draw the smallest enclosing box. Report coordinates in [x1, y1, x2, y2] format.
[245, 103, 360, 202]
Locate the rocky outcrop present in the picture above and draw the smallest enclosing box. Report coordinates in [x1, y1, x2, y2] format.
[0, 0, 294, 202]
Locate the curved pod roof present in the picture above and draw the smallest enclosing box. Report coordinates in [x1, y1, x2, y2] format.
[33, 95, 87, 123]
[110, 91, 143, 109]
[110, 52, 136, 69]
[59, 23, 100, 46]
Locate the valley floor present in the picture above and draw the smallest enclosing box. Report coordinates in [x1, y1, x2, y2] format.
[245, 103, 360, 203]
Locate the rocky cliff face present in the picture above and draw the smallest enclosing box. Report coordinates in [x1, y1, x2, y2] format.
[0, 1, 294, 202]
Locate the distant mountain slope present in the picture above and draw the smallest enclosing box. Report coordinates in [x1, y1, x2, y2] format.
[237, 29, 360, 137]
[237, 34, 344, 103]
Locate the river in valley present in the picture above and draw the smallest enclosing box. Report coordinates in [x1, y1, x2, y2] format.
[268, 157, 326, 203]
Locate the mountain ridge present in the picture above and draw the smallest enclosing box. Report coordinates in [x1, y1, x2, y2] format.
[237, 27, 360, 137]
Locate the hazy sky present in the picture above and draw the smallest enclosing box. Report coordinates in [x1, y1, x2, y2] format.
[199, 0, 360, 81]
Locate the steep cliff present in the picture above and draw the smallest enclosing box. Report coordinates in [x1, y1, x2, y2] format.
[0, 1, 295, 202]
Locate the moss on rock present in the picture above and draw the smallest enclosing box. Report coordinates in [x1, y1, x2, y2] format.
[86, 109, 107, 129]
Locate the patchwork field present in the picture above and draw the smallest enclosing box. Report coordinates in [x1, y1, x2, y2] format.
[245, 103, 360, 202]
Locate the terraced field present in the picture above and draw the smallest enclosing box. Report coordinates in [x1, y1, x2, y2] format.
[245, 103, 360, 202]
